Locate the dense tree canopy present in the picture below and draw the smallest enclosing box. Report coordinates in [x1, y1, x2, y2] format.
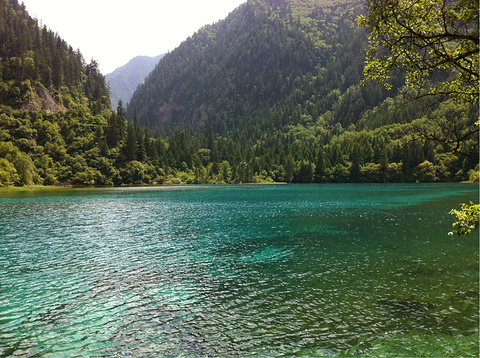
[359, 0, 479, 104]
[0, 0, 110, 112]
[0, 0, 478, 190]
[128, 0, 375, 135]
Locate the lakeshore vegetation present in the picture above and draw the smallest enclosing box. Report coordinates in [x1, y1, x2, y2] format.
[0, 0, 478, 188]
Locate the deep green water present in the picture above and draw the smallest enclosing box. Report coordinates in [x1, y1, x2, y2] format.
[0, 184, 478, 357]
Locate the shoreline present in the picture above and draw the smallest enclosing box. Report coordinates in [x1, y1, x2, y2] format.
[0, 180, 476, 193]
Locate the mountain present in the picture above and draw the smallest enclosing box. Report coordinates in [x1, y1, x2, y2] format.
[0, 0, 110, 113]
[124, 0, 477, 183]
[0, 0, 477, 188]
[106, 54, 164, 108]
[127, 0, 382, 135]
[0, 0, 127, 187]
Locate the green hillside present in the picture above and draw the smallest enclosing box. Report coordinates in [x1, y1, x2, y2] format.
[0, 0, 110, 113]
[128, 0, 385, 134]
[126, 0, 478, 183]
[0, 0, 477, 187]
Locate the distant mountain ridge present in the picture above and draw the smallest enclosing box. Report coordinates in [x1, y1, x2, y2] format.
[106, 55, 164, 108]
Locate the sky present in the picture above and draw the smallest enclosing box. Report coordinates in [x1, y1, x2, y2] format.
[20, 0, 246, 74]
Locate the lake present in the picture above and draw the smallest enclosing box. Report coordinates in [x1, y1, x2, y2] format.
[0, 184, 478, 357]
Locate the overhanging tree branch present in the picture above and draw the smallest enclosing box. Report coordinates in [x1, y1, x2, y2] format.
[359, 0, 479, 103]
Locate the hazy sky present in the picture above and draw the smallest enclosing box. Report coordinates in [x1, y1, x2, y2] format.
[21, 0, 246, 74]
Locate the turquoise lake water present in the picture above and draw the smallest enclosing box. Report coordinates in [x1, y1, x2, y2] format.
[0, 184, 478, 357]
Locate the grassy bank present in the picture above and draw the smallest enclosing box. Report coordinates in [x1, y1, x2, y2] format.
[0, 185, 73, 194]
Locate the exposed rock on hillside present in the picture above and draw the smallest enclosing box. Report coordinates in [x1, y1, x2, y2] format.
[22, 85, 66, 113]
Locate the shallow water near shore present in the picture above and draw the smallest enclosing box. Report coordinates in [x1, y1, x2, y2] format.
[0, 184, 478, 357]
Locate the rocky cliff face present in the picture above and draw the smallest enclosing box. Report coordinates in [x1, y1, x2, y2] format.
[22, 85, 67, 113]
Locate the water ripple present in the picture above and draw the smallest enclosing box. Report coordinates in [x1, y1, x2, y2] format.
[0, 184, 478, 357]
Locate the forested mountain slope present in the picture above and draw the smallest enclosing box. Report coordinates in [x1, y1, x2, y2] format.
[128, 0, 392, 135]
[126, 0, 477, 183]
[0, 0, 477, 187]
[106, 54, 164, 108]
[0, 0, 110, 113]
[0, 0, 136, 186]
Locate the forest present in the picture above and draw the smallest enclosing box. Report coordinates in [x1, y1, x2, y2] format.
[0, 0, 478, 187]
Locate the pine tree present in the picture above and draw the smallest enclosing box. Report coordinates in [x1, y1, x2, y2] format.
[124, 121, 137, 162]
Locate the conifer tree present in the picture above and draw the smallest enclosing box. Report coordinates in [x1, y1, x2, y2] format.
[124, 121, 137, 162]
